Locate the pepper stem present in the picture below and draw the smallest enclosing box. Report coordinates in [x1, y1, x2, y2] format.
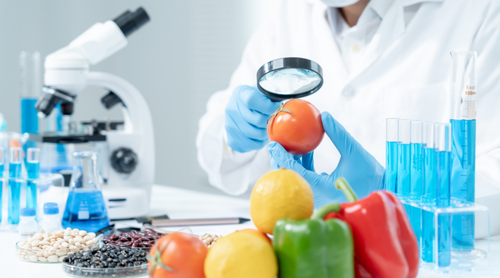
[334, 177, 358, 202]
[311, 203, 341, 220]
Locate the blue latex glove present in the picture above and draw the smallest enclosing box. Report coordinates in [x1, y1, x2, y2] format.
[225, 85, 281, 153]
[268, 112, 385, 208]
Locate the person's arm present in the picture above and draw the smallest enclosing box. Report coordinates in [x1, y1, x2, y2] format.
[196, 3, 282, 195]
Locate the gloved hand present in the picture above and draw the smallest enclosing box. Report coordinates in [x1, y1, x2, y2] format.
[225, 85, 281, 153]
[268, 112, 385, 208]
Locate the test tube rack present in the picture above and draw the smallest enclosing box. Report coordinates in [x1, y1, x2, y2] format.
[399, 197, 492, 276]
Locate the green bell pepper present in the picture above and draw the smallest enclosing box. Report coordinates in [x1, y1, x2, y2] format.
[273, 214, 354, 278]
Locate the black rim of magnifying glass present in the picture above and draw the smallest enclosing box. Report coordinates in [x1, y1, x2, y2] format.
[256, 57, 324, 102]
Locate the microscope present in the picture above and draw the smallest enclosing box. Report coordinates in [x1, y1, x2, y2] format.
[34, 8, 154, 219]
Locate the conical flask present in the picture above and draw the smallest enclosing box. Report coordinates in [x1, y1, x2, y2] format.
[62, 151, 109, 232]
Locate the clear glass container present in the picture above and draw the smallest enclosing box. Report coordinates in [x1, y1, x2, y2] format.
[62, 151, 109, 233]
[62, 262, 148, 277]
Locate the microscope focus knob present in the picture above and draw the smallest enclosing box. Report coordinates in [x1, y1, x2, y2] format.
[111, 148, 138, 174]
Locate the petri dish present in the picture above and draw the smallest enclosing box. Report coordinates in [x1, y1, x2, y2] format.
[62, 263, 148, 277]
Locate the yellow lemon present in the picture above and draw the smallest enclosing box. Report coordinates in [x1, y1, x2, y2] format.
[250, 168, 314, 235]
[204, 231, 278, 278]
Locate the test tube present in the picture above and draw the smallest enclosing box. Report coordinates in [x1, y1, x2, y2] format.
[0, 147, 4, 223]
[422, 122, 437, 263]
[26, 148, 40, 217]
[436, 123, 451, 268]
[386, 118, 399, 193]
[397, 119, 411, 212]
[410, 121, 423, 251]
[8, 147, 23, 224]
[20, 51, 40, 135]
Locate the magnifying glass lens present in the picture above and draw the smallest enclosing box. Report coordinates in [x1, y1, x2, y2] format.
[256, 57, 323, 101]
[259, 68, 321, 95]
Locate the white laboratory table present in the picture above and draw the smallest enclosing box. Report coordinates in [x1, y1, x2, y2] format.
[1, 184, 499, 278]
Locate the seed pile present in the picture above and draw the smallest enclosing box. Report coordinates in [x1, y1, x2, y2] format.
[17, 228, 97, 262]
[63, 245, 148, 268]
[198, 234, 223, 248]
[102, 228, 163, 248]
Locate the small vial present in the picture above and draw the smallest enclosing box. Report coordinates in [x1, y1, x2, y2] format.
[19, 208, 37, 238]
[41, 202, 63, 232]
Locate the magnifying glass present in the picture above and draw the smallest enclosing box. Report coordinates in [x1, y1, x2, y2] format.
[257, 57, 324, 102]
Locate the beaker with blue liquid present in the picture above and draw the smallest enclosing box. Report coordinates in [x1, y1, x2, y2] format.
[62, 151, 109, 233]
[386, 118, 399, 193]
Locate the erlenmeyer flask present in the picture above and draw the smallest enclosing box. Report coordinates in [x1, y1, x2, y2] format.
[62, 151, 109, 232]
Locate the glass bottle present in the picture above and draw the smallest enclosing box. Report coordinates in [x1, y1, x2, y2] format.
[62, 151, 109, 232]
[19, 208, 37, 238]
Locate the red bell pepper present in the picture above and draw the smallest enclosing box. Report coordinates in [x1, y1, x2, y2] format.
[313, 178, 419, 278]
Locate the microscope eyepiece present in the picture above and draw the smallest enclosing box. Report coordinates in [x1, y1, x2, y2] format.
[35, 86, 76, 117]
[113, 7, 150, 37]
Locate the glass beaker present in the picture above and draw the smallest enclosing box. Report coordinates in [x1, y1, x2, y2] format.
[62, 151, 109, 232]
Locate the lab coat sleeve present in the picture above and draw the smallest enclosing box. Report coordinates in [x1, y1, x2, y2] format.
[471, 1, 500, 238]
[196, 10, 281, 195]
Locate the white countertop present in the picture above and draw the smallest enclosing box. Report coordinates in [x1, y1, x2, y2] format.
[1, 184, 499, 278]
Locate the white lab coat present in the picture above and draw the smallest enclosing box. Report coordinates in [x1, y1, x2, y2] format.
[196, 0, 500, 237]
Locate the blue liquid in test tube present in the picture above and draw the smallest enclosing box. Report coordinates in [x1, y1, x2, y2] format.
[26, 148, 40, 219]
[386, 118, 399, 193]
[21, 98, 39, 134]
[397, 120, 411, 213]
[8, 148, 22, 224]
[410, 121, 423, 251]
[449, 51, 477, 252]
[0, 147, 4, 223]
[436, 124, 451, 268]
[422, 123, 437, 263]
[451, 119, 475, 250]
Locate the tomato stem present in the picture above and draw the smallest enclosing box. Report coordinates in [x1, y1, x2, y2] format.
[267, 102, 292, 130]
[147, 239, 176, 275]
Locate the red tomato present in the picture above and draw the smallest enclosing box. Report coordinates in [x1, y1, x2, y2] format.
[148, 232, 207, 278]
[267, 99, 324, 155]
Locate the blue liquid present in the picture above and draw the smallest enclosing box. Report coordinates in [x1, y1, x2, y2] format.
[397, 143, 411, 214]
[62, 190, 110, 233]
[450, 119, 475, 250]
[410, 143, 423, 250]
[21, 98, 39, 134]
[422, 148, 437, 263]
[437, 150, 451, 267]
[55, 103, 63, 131]
[386, 141, 398, 193]
[22, 140, 37, 165]
[397, 143, 411, 198]
[8, 163, 22, 224]
[26, 162, 40, 218]
[0, 164, 3, 223]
